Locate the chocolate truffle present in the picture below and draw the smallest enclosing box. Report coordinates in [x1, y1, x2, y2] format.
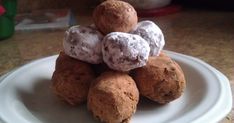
[132, 52, 186, 104]
[52, 52, 96, 105]
[88, 71, 139, 123]
[93, 0, 138, 34]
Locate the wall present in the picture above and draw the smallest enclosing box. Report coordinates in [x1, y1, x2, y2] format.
[17, 0, 100, 13]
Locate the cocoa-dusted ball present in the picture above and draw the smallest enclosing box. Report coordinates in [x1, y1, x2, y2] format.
[52, 52, 96, 105]
[88, 71, 139, 123]
[132, 52, 186, 104]
[93, 0, 138, 34]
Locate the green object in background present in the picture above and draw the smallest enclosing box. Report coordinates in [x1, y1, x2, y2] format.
[2, 0, 17, 17]
[0, 16, 14, 40]
[0, 0, 17, 40]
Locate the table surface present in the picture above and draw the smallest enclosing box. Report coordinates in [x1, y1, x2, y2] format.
[0, 9, 233, 122]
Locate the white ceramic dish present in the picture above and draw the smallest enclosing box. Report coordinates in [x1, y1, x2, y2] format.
[0, 51, 232, 123]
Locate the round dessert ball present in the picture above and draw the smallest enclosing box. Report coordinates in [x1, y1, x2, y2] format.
[88, 71, 139, 123]
[63, 25, 103, 64]
[52, 52, 96, 105]
[132, 52, 186, 104]
[102, 32, 150, 72]
[93, 0, 138, 34]
[131, 20, 165, 56]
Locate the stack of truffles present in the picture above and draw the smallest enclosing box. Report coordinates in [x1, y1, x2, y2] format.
[51, 0, 186, 123]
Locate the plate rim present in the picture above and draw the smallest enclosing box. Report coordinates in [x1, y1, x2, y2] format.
[166, 50, 232, 123]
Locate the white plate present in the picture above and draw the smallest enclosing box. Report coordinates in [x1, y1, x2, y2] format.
[0, 51, 232, 123]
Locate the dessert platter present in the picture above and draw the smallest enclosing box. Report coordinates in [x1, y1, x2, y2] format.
[0, 51, 232, 123]
[0, 1, 232, 123]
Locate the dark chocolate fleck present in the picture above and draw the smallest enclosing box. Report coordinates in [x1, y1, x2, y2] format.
[104, 46, 109, 52]
[80, 29, 86, 33]
[164, 68, 169, 74]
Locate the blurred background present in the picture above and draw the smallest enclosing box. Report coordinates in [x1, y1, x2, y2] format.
[1, 0, 234, 39]
[15, 0, 234, 13]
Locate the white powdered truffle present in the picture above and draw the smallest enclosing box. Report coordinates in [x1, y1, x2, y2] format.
[102, 32, 150, 71]
[131, 20, 165, 56]
[63, 25, 103, 64]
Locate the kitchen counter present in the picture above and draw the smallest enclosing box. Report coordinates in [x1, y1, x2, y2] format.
[0, 9, 233, 122]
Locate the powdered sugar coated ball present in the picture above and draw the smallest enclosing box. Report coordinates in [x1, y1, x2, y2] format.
[102, 32, 150, 71]
[131, 20, 165, 56]
[63, 25, 103, 64]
